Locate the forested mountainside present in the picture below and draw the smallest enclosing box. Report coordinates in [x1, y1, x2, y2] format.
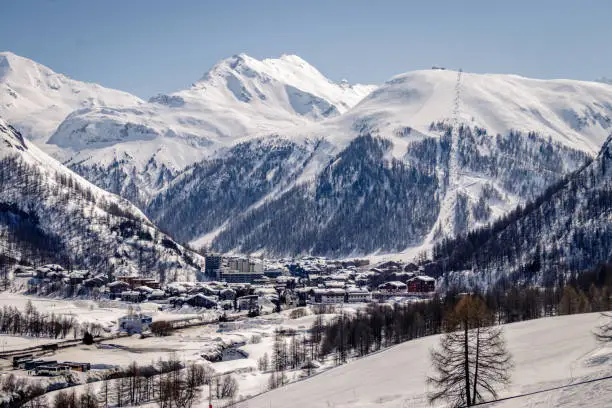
[432, 134, 612, 287]
[0, 119, 202, 281]
[148, 137, 315, 244]
[201, 127, 589, 256]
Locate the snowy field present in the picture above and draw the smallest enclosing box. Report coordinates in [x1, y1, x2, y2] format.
[0, 293, 211, 350]
[242, 313, 612, 408]
[2, 293, 610, 407]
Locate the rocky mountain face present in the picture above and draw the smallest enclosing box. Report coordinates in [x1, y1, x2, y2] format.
[0, 118, 202, 281]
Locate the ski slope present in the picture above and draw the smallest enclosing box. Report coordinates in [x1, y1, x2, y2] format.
[242, 313, 612, 408]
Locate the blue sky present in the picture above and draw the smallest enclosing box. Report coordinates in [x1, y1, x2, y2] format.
[2, 0, 611, 98]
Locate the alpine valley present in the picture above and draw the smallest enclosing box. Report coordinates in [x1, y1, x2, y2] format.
[2, 50, 612, 275]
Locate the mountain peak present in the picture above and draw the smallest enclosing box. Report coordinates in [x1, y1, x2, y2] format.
[277, 54, 309, 65]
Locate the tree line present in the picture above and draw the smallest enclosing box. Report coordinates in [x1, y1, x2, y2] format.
[0, 301, 79, 340]
[10, 354, 239, 408]
[309, 263, 612, 367]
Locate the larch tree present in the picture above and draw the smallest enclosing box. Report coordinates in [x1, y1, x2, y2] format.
[428, 295, 513, 407]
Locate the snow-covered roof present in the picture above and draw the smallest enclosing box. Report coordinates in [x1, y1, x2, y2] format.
[410, 275, 435, 282]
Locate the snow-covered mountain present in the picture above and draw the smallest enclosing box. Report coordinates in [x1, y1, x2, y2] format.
[0, 51, 143, 142]
[46, 53, 376, 205]
[4, 50, 612, 259]
[596, 77, 612, 85]
[0, 117, 202, 281]
[148, 70, 612, 256]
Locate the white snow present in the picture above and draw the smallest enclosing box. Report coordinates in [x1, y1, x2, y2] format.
[0, 51, 143, 141]
[242, 313, 612, 408]
[47, 53, 377, 173]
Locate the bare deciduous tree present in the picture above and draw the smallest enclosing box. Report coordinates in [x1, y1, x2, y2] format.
[428, 295, 513, 407]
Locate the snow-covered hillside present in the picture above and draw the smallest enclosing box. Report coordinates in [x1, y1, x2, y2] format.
[0, 51, 143, 141]
[244, 313, 612, 408]
[337, 70, 612, 153]
[0, 117, 202, 281]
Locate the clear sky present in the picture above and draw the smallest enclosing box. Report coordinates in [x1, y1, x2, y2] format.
[2, 0, 611, 98]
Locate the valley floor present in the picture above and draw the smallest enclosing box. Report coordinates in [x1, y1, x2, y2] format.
[1, 293, 610, 408]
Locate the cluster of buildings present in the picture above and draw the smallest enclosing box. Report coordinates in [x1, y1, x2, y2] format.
[19, 255, 438, 314]
[22, 264, 110, 291]
[12, 355, 91, 376]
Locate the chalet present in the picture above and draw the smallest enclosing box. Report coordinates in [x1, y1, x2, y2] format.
[116, 276, 161, 289]
[69, 271, 88, 285]
[63, 361, 91, 372]
[35, 364, 70, 376]
[237, 294, 259, 311]
[13, 266, 35, 278]
[194, 285, 217, 296]
[407, 276, 436, 293]
[166, 282, 187, 296]
[23, 359, 56, 371]
[121, 290, 143, 303]
[147, 289, 167, 301]
[219, 288, 236, 301]
[107, 280, 130, 295]
[404, 263, 419, 272]
[83, 277, 105, 288]
[12, 354, 33, 368]
[378, 261, 403, 272]
[378, 281, 407, 293]
[185, 294, 218, 309]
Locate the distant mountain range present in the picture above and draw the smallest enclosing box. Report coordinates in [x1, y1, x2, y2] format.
[1, 51, 612, 261]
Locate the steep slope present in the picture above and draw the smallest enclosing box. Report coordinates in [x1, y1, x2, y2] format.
[0, 51, 143, 141]
[432, 133, 612, 286]
[49, 54, 376, 204]
[0, 118, 202, 281]
[157, 70, 610, 256]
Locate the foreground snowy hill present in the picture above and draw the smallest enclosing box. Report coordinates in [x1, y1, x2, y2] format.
[0, 118, 202, 281]
[244, 313, 611, 408]
[153, 70, 612, 255]
[0, 51, 143, 141]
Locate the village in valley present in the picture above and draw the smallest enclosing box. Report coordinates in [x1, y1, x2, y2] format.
[0, 254, 439, 406]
